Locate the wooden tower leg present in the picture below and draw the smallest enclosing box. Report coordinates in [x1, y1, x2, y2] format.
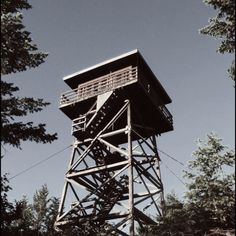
[127, 101, 134, 236]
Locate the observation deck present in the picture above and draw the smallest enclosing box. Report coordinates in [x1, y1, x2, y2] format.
[59, 50, 173, 143]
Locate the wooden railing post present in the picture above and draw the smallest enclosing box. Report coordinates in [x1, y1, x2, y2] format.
[60, 67, 137, 107]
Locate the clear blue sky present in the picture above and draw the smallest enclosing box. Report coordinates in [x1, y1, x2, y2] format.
[2, 0, 235, 203]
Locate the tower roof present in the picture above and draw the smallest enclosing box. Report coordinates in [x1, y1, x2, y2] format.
[63, 49, 171, 104]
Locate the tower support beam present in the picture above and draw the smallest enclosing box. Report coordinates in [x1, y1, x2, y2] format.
[55, 99, 165, 235]
[127, 101, 134, 236]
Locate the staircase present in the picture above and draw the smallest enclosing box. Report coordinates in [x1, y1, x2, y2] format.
[71, 89, 128, 230]
[72, 89, 123, 140]
[89, 141, 128, 225]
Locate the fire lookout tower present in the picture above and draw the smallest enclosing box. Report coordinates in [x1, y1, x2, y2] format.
[55, 50, 173, 235]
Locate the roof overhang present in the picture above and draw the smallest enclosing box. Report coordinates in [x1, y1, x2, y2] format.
[63, 49, 172, 104]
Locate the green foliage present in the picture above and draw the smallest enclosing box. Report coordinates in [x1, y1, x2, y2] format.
[138, 193, 192, 236]
[1, 180, 61, 236]
[200, 0, 235, 81]
[0, 174, 24, 232]
[1, 0, 47, 75]
[200, 0, 235, 54]
[1, 81, 57, 148]
[31, 184, 50, 232]
[160, 194, 194, 234]
[184, 133, 235, 230]
[15, 196, 35, 233]
[45, 197, 61, 235]
[1, 0, 57, 149]
[139, 134, 235, 235]
[228, 60, 235, 81]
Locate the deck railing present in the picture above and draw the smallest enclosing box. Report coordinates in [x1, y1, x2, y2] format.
[158, 105, 173, 125]
[71, 109, 96, 134]
[60, 66, 138, 107]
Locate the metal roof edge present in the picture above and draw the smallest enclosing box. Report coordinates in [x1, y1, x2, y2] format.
[63, 49, 139, 81]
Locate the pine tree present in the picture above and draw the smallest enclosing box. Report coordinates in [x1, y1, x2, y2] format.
[200, 0, 235, 81]
[0, 174, 25, 235]
[31, 184, 50, 233]
[1, 0, 57, 149]
[137, 134, 235, 235]
[184, 133, 235, 230]
[1, 0, 47, 75]
[45, 197, 61, 236]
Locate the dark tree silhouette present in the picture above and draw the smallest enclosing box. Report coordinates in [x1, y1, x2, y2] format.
[1, 0, 57, 149]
